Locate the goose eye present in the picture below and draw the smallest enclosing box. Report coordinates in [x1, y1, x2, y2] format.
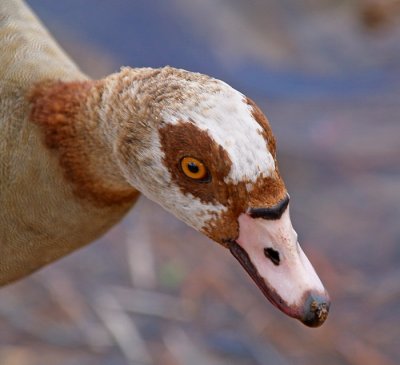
[180, 157, 209, 181]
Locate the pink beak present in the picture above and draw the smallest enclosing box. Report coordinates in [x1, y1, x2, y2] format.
[228, 196, 330, 327]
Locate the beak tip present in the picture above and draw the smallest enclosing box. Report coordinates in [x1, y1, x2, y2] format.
[301, 292, 330, 328]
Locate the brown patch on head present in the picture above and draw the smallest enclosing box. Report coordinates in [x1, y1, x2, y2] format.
[205, 172, 287, 245]
[29, 80, 138, 207]
[159, 121, 232, 205]
[246, 97, 276, 158]
[159, 120, 287, 245]
[248, 173, 287, 208]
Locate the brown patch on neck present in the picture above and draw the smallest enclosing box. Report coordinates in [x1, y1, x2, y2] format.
[29, 80, 138, 207]
[158, 120, 287, 245]
[246, 97, 276, 158]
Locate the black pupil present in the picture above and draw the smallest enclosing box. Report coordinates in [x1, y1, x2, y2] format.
[187, 162, 199, 174]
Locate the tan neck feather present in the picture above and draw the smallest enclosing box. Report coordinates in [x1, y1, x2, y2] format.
[0, 0, 85, 87]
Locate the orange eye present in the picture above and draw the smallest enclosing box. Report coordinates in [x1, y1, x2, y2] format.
[180, 157, 209, 181]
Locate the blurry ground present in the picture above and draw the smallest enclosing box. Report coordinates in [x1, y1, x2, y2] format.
[1, 1, 399, 364]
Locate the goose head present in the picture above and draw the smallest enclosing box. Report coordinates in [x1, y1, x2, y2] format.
[109, 67, 330, 327]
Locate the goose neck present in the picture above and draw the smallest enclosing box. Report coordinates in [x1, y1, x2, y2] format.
[29, 79, 138, 207]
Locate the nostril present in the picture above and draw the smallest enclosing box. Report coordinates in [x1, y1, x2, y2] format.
[264, 247, 280, 266]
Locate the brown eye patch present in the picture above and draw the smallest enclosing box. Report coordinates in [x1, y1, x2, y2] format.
[159, 121, 232, 205]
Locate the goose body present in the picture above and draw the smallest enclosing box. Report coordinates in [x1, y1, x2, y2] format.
[0, 0, 329, 326]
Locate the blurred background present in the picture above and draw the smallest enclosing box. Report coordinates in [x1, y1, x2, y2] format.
[1, 0, 399, 364]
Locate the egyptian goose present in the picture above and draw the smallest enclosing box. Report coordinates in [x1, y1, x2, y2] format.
[0, 0, 329, 327]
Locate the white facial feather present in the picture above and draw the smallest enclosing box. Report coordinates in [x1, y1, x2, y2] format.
[161, 79, 275, 183]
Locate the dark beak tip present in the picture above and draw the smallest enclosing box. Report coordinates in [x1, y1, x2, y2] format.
[301, 293, 331, 328]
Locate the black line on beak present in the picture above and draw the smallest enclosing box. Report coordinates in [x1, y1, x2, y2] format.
[248, 194, 290, 220]
[227, 240, 279, 304]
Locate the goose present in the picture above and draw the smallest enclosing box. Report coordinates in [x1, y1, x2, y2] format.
[0, 0, 330, 327]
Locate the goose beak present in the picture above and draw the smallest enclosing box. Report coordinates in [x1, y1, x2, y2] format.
[227, 200, 330, 327]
